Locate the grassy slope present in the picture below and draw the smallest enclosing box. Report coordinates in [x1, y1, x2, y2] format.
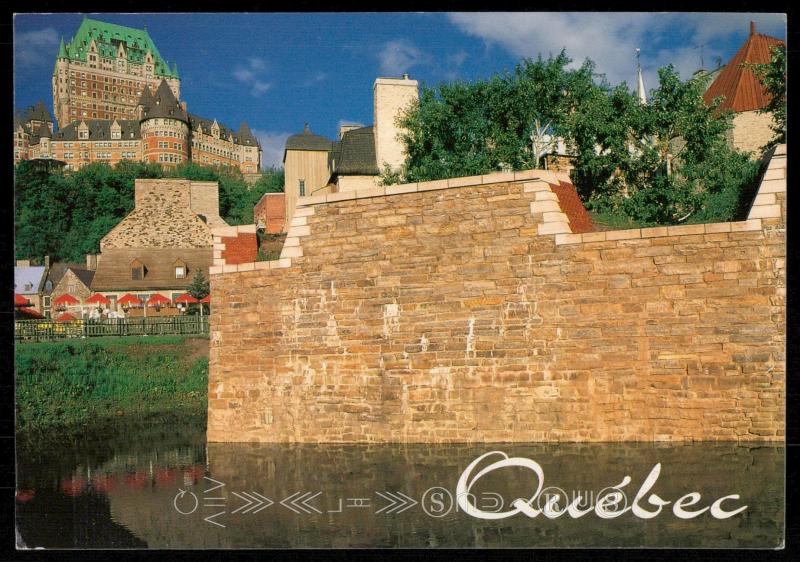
[15, 335, 208, 435]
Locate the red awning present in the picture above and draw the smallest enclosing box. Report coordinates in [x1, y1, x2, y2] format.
[118, 294, 142, 306]
[200, 295, 211, 303]
[85, 293, 111, 306]
[53, 293, 80, 306]
[14, 293, 32, 307]
[175, 293, 199, 304]
[56, 312, 78, 322]
[147, 294, 171, 307]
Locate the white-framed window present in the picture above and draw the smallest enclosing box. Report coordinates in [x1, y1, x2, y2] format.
[175, 265, 186, 279]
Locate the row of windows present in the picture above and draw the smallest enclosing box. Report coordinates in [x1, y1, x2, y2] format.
[150, 129, 185, 139]
[157, 141, 183, 149]
[158, 154, 183, 163]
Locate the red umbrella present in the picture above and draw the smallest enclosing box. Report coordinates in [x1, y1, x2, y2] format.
[56, 312, 78, 322]
[53, 293, 80, 307]
[14, 293, 32, 307]
[17, 307, 44, 320]
[175, 293, 199, 304]
[147, 294, 171, 307]
[85, 293, 110, 306]
[200, 295, 211, 303]
[118, 294, 142, 307]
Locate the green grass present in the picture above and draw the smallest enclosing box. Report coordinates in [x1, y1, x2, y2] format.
[15, 335, 208, 435]
[589, 211, 643, 231]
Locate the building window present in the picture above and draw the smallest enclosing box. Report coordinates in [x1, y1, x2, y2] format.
[131, 259, 144, 280]
[299, 179, 305, 197]
[175, 266, 186, 279]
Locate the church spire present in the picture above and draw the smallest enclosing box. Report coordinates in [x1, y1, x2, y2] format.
[636, 48, 647, 105]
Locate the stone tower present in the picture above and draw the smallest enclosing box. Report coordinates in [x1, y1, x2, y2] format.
[373, 75, 419, 174]
[138, 79, 189, 169]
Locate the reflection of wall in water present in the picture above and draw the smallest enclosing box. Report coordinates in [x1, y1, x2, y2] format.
[102, 444, 783, 548]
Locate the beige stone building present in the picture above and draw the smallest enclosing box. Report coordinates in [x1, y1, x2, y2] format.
[91, 178, 227, 312]
[281, 75, 419, 230]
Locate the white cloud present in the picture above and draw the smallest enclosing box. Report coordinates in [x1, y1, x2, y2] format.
[447, 12, 786, 88]
[302, 71, 328, 87]
[15, 27, 59, 67]
[252, 129, 291, 169]
[377, 39, 429, 75]
[233, 57, 272, 97]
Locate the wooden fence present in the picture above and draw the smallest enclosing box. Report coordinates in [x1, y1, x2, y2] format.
[15, 315, 209, 343]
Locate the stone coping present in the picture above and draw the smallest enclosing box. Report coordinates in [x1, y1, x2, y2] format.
[295, 169, 571, 207]
[553, 219, 763, 246]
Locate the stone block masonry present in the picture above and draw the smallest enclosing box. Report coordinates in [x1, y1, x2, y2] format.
[207, 148, 785, 443]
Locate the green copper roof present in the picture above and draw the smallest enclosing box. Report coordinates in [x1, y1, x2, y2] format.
[60, 17, 179, 79]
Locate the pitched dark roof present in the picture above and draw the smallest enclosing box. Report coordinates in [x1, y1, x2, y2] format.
[91, 248, 213, 291]
[43, 262, 85, 295]
[703, 23, 784, 113]
[285, 124, 334, 152]
[335, 126, 379, 175]
[71, 267, 96, 288]
[53, 119, 141, 141]
[25, 101, 53, 123]
[140, 79, 188, 123]
[37, 123, 51, 138]
[237, 121, 260, 147]
[187, 113, 253, 146]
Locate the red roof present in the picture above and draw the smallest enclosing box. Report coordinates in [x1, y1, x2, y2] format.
[703, 22, 784, 113]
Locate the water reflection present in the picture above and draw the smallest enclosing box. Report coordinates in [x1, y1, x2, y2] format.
[16, 421, 784, 548]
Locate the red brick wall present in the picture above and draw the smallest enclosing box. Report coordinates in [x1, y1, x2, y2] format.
[221, 233, 258, 265]
[551, 181, 595, 234]
[254, 192, 286, 234]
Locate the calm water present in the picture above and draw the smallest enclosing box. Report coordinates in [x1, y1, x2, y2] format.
[16, 418, 784, 549]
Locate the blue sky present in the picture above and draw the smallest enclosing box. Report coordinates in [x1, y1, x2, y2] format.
[14, 12, 786, 168]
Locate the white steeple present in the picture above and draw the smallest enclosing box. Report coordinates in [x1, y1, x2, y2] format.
[636, 48, 647, 104]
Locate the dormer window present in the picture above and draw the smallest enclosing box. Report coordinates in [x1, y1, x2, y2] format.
[174, 259, 187, 279]
[79, 130, 88, 140]
[131, 258, 145, 280]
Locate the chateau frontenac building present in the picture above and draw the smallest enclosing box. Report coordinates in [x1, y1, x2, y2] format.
[15, 17, 262, 174]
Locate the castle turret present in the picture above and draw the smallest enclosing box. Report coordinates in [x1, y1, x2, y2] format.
[138, 79, 189, 169]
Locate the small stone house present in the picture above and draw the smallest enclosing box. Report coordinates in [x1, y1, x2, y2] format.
[50, 267, 95, 316]
[90, 178, 228, 313]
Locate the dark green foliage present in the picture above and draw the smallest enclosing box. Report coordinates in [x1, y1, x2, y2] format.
[14, 159, 284, 262]
[398, 53, 760, 226]
[187, 268, 210, 299]
[749, 44, 786, 148]
[15, 336, 208, 433]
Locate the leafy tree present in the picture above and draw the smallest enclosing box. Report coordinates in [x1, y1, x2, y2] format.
[398, 54, 759, 226]
[749, 44, 786, 148]
[187, 268, 210, 300]
[15, 160, 283, 262]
